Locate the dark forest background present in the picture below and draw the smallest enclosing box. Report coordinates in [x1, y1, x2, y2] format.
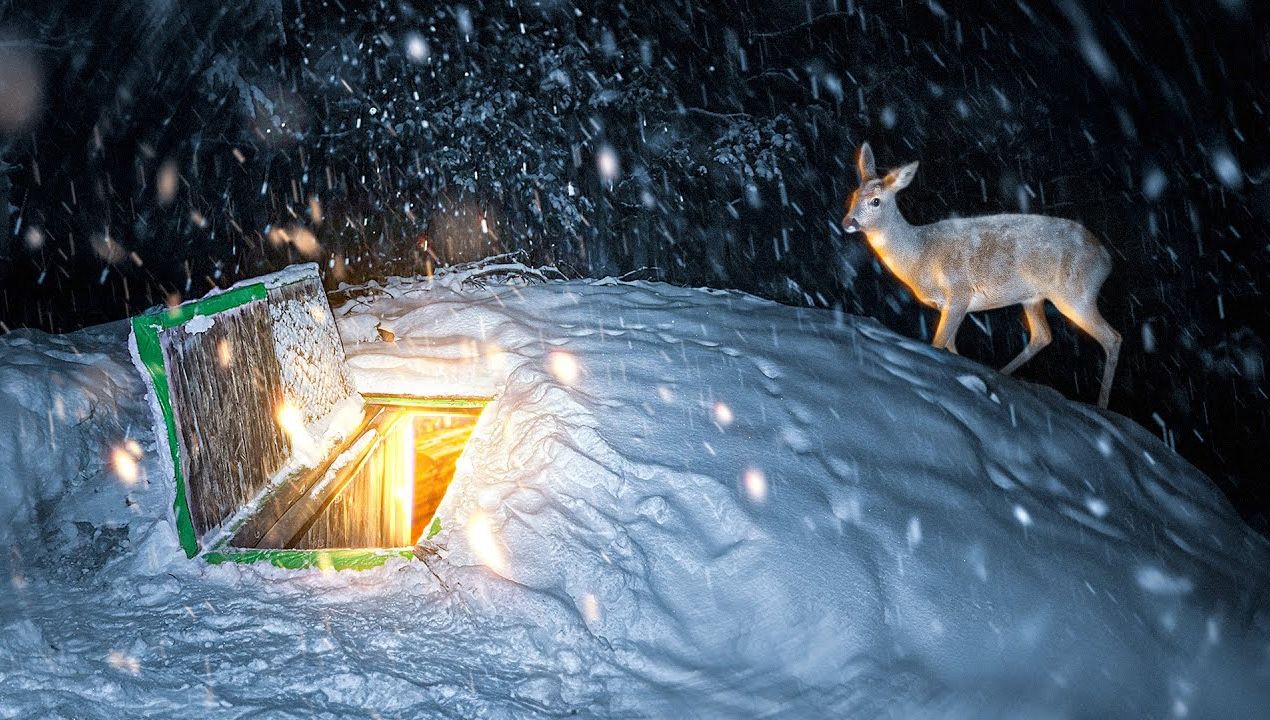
[1, 0, 1267, 532]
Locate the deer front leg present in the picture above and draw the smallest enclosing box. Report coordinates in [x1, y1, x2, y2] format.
[931, 297, 969, 353]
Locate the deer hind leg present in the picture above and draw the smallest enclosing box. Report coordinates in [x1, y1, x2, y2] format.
[1000, 299, 1053, 376]
[1053, 299, 1122, 409]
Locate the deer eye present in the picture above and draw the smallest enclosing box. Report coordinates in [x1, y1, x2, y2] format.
[870, 197, 881, 207]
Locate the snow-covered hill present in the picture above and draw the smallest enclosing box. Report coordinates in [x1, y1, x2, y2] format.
[1, 273, 1266, 718]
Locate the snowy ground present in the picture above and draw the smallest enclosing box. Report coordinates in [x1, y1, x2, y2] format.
[1, 272, 1267, 718]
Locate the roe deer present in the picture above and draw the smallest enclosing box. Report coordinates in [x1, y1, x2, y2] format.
[842, 142, 1121, 408]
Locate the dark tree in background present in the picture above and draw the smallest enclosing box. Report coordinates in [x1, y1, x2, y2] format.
[1, 0, 1267, 532]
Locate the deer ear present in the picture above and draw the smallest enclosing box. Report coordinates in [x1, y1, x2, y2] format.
[885, 161, 919, 190]
[856, 143, 876, 181]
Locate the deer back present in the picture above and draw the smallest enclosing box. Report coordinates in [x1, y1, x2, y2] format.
[916, 214, 1108, 311]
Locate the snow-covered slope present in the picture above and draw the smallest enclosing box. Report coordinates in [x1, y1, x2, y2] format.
[0, 323, 154, 551]
[1, 273, 1267, 718]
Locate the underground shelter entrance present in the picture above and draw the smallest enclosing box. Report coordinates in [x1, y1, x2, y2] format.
[130, 264, 492, 570]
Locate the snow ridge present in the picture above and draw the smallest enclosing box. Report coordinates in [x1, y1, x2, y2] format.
[1, 274, 1267, 718]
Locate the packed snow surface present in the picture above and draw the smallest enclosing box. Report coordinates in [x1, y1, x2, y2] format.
[1, 272, 1267, 718]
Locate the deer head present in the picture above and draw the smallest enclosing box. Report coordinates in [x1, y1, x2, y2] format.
[842, 142, 919, 233]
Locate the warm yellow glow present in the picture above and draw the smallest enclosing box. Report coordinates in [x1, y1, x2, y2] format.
[865, 230, 929, 303]
[276, 402, 303, 433]
[267, 225, 320, 259]
[466, 511, 507, 574]
[216, 338, 233, 368]
[111, 445, 140, 486]
[865, 229, 888, 250]
[392, 418, 415, 540]
[156, 161, 179, 205]
[276, 401, 318, 463]
[242, 403, 487, 552]
[307, 303, 327, 324]
[107, 650, 141, 675]
[742, 467, 768, 503]
[547, 350, 581, 385]
[485, 343, 509, 372]
[712, 402, 734, 427]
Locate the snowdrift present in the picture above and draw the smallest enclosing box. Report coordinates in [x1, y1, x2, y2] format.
[1, 271, 1267, 718]
[0, 323, 150, 551]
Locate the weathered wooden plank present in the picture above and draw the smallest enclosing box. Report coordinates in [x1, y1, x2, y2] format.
[286, 409, 481, 549]
[291, 413, 410, 549]
[227, 406, 387, 548]
[232, 404, 484, 551]
[254, 409, 403, 549]
[160, 300, 290, 538]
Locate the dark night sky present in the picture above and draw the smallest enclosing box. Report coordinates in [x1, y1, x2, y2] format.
[1, 0, 1267, 531]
